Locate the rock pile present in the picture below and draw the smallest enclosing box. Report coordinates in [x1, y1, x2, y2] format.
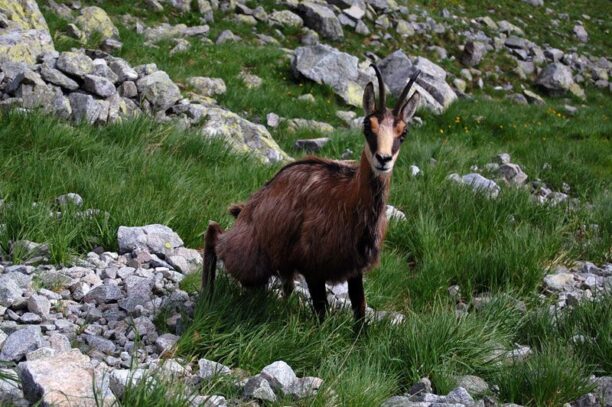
[542, 261, 611, 310]
[0, 48, 289, 164]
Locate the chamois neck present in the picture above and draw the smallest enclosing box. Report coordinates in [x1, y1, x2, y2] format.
[355, 150, 391, 208]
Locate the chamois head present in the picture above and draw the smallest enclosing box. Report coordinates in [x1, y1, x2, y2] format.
[362, 65, 421, 176]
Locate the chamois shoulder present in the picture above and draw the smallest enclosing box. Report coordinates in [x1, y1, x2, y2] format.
[265, 156, 358, 187]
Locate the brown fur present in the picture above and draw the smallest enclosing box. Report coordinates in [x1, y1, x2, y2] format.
[202, 65, 421, 323]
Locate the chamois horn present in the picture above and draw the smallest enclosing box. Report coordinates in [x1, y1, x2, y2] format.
[370, 64, 386, 112]
[393, 69, 421, 116]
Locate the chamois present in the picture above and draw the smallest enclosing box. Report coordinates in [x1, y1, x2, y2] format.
[202, 65, 421, 323]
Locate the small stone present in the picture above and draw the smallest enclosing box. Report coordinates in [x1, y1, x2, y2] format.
[294, 138, 330, 152]
[55, 193, 84, 207]
[155, 333, 179, 354]
[573, 25, 588, 42]
[244, 375, 276, 402]
[287, 376, 323, 399]
[457, 375, 489, 396]
[21, 312, 42, 324]
[447, 387, 474, 405]
[0, 326, 44, 362]
[198, 358, 231, 380]
[386, 205, 407, 221]
[498, 163, 528, 185]
[216, 30, 240, 44]
[83, 284, 123, 304]
[84, 334, 116, 354]
[40, 67, 79, 91]
[187, 76, 226, 97]
[543, 273, 574, 291]
[261, 360, 297, 394]
[109, 59, 138, 82]
[266, 113, 280, 128]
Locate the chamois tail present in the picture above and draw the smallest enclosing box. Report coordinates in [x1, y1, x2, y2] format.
[202, 221, 223, 296]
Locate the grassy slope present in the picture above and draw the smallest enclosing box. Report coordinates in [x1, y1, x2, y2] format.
[0, 0, 611, 406]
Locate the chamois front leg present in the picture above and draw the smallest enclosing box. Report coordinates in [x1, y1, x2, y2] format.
[282, 277, 295, 298]
[305, 277, 327, 322]
[348, 273, 366, 331]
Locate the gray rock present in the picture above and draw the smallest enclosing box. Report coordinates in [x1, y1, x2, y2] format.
[83, 74, 116, 97]
[461, 41, 486, 67]
[75, 6, 119, 42]
[266, 112, 280, 128]
[461, 174, 501, 198]
[198, 358, 231, 380]
[136, 71, 181, 111]
[118, 81, 138, 98]
[536, 63, 574, 95]
[239, 71, 262, 89]
[382, 396, 430, 406]
[187, 76, 226, 97]
[0, 326, 44, 362]
[446, 387, 474, 406]
[69, 92, 103, 124]
[573, 25, 588, 42]
[84, 334, 116, 354]
[269, 10, 303, 28]
[117, 224, 183, 256]
[292, 44, 370, 107]
[155, 333, 179, 354]
[298, 2, 344, 41]
[457, 375, 489, 395]
[287, 376, 323, 399]
[20, 312, 42, 324]
[26, 293, 49, 318]
[143, 23, 209, 43]
[378, 50, 457, 112]
[261, 360, 298, 394]
[56, 192, 83, 207]
[109, 368, 147, 399]
[543, 272, 574, 291]
[118, 275, 153, 313]
[83, 283, 123, 304]
[215, 29, 240, 44]
[200, 107, 291, 164]
[244, 375, 276, 402]
[408, 377, 433, 395]
[0, 275, 23, 307]
[109, 59, 138, 82]
[39, 67, 79, 91]
[386, 205, 407, 221]
[47, 333, 71, 353]
[166, 247, 203, 274]
[56, 51, 94, 77]
[294, 138, 330, 152]
[498, 163, 528, 185]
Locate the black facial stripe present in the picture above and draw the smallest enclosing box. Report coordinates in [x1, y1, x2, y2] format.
[391, 137, 401, 154]
[363, 116, 378, 154]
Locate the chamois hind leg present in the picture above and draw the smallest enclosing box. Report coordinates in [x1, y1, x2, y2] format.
[282, 277, 295, 298]
[348, 273, 367, 333]
[305, 277, 327, 322]
[202, 221, 223, 297]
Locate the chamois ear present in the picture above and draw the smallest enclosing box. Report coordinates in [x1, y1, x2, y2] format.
[399, 92, 421, 123]
[363, 82, 377, 116]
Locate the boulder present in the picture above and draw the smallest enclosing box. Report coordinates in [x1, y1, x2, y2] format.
[244, 375, 276, 402]
[261, 361, 298, 394]
[198, 358, 231, 380]
[535, 63, 574, 95]
[0, 326, 44, 362]
[0, 0, 55, 64]
[40, 67, 79, 91]
[117, 224, 183, 256]
[498, 163, 528, 185]
[458, 173, 500, 199]
[75, 6, 119, 43]
[187, 76, 226, 97]
[292, 44, 372, 107]
[136, 70, 181, 111]
[200, 107, 291, 164]
[0, 274, 23, 307]
[83, 74, 116, 97]
[268, 10, 303, 28]
[297, 2, 343, 41]
[378, 50, 457, 113]
[461, 41, 486, 67]
[166, 247, 203, 274]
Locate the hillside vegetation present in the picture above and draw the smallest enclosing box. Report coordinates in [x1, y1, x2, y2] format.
[0, 0, 610, 406]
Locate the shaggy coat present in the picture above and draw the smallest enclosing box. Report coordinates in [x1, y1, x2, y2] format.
[203, 66, 421, 323]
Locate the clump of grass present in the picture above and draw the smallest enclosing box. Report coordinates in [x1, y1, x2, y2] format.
[493, 344, 595, 406]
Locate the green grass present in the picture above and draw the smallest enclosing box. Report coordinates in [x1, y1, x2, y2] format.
[3, 0, 611, 405]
